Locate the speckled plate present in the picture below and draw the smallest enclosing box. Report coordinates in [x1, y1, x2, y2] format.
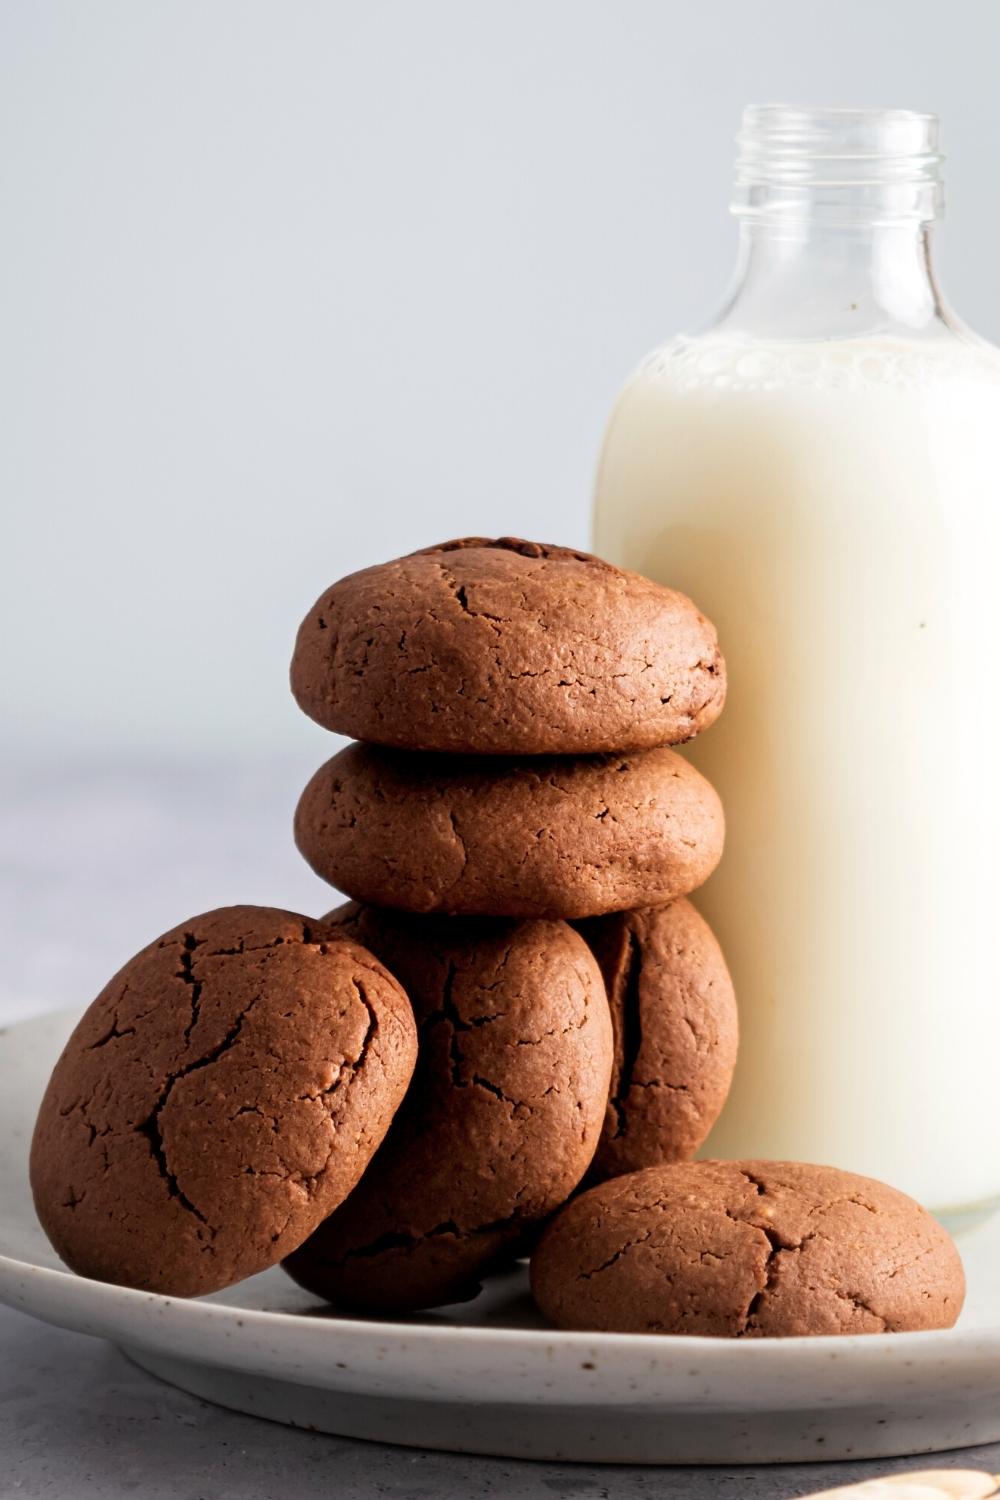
[2, 1009, 999, 1466]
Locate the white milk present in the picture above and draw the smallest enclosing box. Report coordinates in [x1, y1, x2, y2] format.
[593, 333, 1000, 1212]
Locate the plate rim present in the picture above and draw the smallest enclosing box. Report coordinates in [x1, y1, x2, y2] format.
[3, 1243, 998, 1370]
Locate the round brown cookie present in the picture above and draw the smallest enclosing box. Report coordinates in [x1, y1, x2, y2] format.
[30, 906, 417, 1297]
[294, 743, 725, 919]
[530, 1160, 965, 1337]
[283, 902, 613, 1312]
[290, 536, 726, 755]
[574, 900, 737, 1182]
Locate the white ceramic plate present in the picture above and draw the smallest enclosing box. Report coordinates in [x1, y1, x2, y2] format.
[2, 1009, 999, 1466]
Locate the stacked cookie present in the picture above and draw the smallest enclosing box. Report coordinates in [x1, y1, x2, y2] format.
[282, 537, 737, 1309]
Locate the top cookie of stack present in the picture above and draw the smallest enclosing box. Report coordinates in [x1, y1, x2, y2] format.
[291, 536, 725, 754]
[290, 536, 727, 919]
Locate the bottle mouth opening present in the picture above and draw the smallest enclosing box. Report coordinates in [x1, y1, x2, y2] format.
[733, 104, 944, 221]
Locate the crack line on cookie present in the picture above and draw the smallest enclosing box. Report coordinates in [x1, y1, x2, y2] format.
[831, 1286, 889, 1330]
[578, 1228, 654, 1279]
[177, 931, 206, 1048]
[136, 995, 270, 1237]
[289, 978, 379, 1196]
[86, 1012, 137, 1049]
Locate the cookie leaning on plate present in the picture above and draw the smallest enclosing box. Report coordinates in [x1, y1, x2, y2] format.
[30, 906, 417, 1297]
[294, 742, 724, 918]
[530, 1160, 965, 1336]
[574, 899, 738, 1181]
[284, 903, 613, 1313]
[290, 536, 726, 754]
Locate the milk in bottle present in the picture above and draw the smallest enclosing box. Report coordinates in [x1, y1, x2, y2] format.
[593, 107, 1000, 1217]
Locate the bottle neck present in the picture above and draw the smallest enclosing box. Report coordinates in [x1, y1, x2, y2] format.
[712, 216, 950, 341]
[711, 105, 954, 344]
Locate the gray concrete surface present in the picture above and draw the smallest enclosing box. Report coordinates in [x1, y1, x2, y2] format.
[3, 1302, 1000, 1500]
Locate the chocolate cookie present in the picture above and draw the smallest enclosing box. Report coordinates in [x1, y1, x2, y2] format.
[575, 900, 737, 1182]
[294, 743, 725, 919]
[283, 903, 613, 1312]
[530, 1161, 965, 1336]
[290, 537, 726, 755]
[30, 906, 417, 1297]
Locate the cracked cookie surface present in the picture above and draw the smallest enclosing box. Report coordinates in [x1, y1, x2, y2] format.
[289, 536, 726, 755]
[294, 743, 724, 918]
[575, 900, 738, 1182]
[282, 902, 613, 1312]
[530, 1160, 965, 1336]
[30, 905, 418, 1297]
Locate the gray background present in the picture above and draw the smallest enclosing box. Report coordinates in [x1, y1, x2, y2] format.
[3, 0, 998, 759]
[3, 7, 1000, 1495]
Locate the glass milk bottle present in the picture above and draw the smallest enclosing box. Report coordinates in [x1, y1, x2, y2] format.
[593, 106, 1000, 1219]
